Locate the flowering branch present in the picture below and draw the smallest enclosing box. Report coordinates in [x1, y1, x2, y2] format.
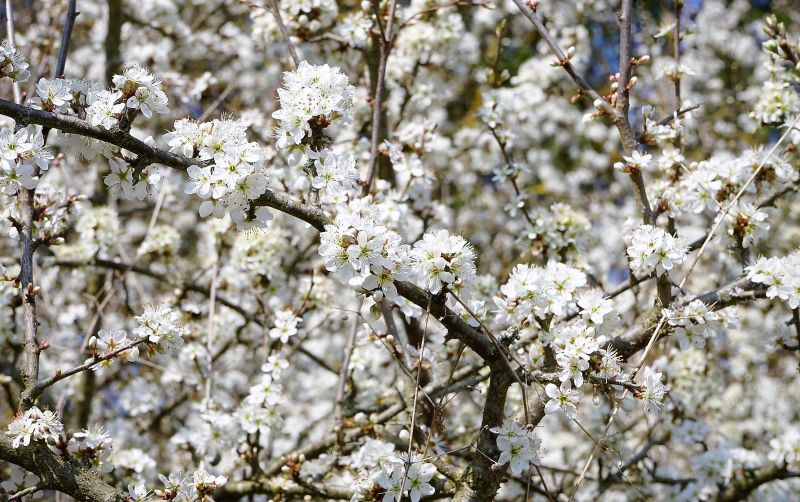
[511, 0, 654, 225]
[510, 0, 616, 117]
[33, 337, 147, 397]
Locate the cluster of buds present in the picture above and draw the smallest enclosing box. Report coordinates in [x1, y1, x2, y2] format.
[764, 15, 800, 82]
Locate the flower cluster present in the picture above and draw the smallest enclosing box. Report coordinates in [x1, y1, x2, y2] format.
[74, 206, 120, 257]
[768, 430, 800, 469]
[746, 252, 800, 308]
[639, 366, 670, 414]
[0, 41, 30, 82]
[0, 125, 52, 194]
[237, 372, 283, 438]
[659, 145, 795, 219]
[552, 322, 605, 387]
[31, 78, 73, 112]
[522, 203, 591, 261]
[86, 90, 125, 129]
[68, 425, 114, 473]
[626, 224, 689, 276]
[273, 61, 354, 163]
[111, 63, 169, 118]
[269, 309, 301, 343]
[576, 289, 619, 333]
[319, 212, 411, 302]
[411, 229, 477, 296]
[5, 407, 63, 448]
[376, 457, 437, 502]
[87, 329, 140, 368]
[490, 420, 542, 476]
[166, 118, 273, 228]
[133, 304, 186, 349]
[309, 149, 358, 194]
[725, 202, 770, 248]
[494, 261, 587, 326]
[753, 31, 800, 125]
[190, 468, 228, 496]
[664, 300, 725, 350]
[137, 225, 181, 258]
[103, 158, 163, 201]
[128, 468, 227, 502]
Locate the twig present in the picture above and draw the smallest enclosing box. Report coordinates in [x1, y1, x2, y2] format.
[511, 0, 653, 224]
[199, 260, 218, 470]
[4, 0, 21, 103]
[54, 0, 78, 78]
[269, 0, 299, 68]
[510, 0, 616, 117]
[35, 337, 148, 395]
[679, 114, 800, 289]
[334, 315, 360, 441]
[363, 0, 398, 196]
[9, 484, 44, 501]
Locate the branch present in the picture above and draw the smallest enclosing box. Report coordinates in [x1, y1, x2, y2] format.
[54, 0, 78, 79]
[452, 366, 513, 502]
[0, 99, 198, 169]
[511, 0, 653, 224]
[35, 337, 147, 396]
[597, 433, 670, 493]
[0, 434, 125, 502]
[617, 0, 634, 116]
[363, 0, 398, 195]
[716, 463, 799, 502]
[510, 0, 616, 117]
[53, 257, 260, 323]
[530, 371, 642, 393]
[269, 0, 300, 68]
[607, 276, 766, 359]
[216, 478, 351, 501]
[8, 484, 44, 501]
[0, 97, 509, 439]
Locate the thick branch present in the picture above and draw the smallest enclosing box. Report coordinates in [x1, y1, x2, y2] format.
[607, 277, 766, 358]
[0, 435, 125, 502]
[716, 464, 799, 502]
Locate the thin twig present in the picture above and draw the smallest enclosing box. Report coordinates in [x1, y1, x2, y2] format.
[268, 0, 299, 68]
[363, 0, 398, 196]
[4, 0, 21, 103]
[8, 484, 44, 501]
[334, 315, 360, 441]
[510, 0, 616, 117]
[679, 114, 800, 289]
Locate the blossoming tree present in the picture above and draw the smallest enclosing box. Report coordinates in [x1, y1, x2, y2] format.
[1, 0, 800, 500]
